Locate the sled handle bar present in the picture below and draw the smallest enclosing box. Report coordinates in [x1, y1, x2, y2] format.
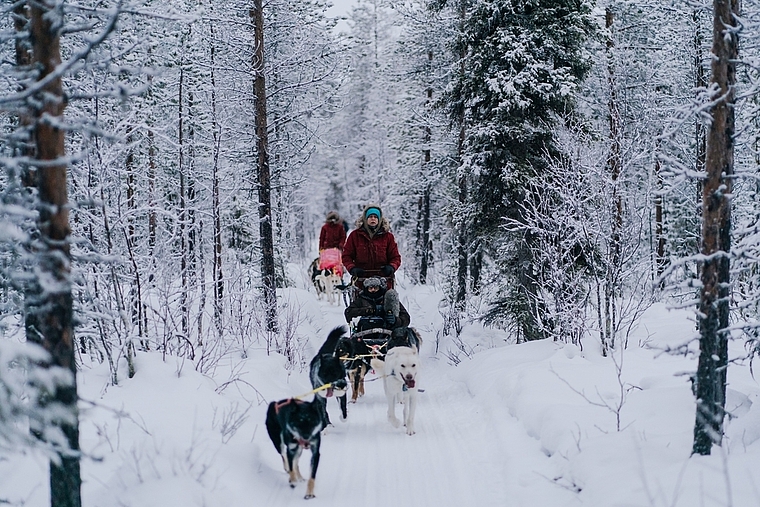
[351, 328, 393, 339]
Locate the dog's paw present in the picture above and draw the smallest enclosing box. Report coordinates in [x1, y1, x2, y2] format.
[304, 494, 315, 500]
[389, 415, 401, 428]
[406, 426, 416, 436]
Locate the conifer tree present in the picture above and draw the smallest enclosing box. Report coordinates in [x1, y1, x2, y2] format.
[692, 0, 739, 456]
[440, 0, 594, 340]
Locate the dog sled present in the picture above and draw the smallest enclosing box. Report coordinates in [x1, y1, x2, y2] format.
[318, 248, 343, 276]
[350, 315, 393, 349]
[339, 316, 422, 403]
[344, 270, 395, 306]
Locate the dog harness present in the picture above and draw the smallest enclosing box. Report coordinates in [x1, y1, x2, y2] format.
[273, 397, 303, 414]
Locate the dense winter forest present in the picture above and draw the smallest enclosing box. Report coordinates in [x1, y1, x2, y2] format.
[2, 0, 760, 505]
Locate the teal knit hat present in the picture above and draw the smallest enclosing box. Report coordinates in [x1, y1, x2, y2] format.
[365, 207, 381, 220]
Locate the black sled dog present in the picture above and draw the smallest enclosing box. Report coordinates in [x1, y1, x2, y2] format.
[309, 326, 349, 425]
[336, 334, 374, 403]
[266, 397, 326, 499]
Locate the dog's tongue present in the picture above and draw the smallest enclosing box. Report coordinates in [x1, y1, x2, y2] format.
[405, 378, 415, 388]
[326, 387, 334, 397]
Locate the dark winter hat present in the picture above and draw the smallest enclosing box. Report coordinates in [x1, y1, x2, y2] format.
[365, 207, 381, 220]
[363, 277, 387, 290]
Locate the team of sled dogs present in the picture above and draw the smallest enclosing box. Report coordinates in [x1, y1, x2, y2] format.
[265, 325, 422, 499]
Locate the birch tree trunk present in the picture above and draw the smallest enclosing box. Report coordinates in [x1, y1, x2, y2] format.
[692, 0, 738, 456]
[252, 0, 279, 336]
[28, 1, 81, 504]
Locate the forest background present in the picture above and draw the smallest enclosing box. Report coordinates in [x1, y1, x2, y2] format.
[2, 0, 760, 504]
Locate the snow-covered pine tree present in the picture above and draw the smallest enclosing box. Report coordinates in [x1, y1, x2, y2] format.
[439, 0, 595, 341]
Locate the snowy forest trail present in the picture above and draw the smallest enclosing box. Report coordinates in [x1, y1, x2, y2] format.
[256, 293, 571, 507]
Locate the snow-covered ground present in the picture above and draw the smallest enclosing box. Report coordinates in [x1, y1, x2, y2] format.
[2, 266, 760, 506]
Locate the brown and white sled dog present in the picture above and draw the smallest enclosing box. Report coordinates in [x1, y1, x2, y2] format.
[371, 346, 419, 435]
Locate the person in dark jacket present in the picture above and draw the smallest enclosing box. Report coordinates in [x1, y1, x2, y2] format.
[342, 205, 401, 283]
[319, 211, 347, 251]
[344, 277, 410, 330]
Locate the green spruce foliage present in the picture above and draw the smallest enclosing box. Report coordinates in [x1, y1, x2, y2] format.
[442, 0, 595, 340]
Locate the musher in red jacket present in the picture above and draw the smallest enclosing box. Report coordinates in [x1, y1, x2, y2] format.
[342, 205, 401, 288]
[319, 211, 346, 251]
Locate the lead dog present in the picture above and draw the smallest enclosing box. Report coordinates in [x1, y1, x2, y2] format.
[310, 327, 349, 425]
[371, 346, 420, 435]
[266, 397, 325, 499]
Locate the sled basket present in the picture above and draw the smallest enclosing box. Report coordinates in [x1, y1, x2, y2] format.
[319, 248, 342, 272]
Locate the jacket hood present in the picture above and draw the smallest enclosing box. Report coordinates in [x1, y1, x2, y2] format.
[325, 211, 341, 223]
[355, 204, 390, 233]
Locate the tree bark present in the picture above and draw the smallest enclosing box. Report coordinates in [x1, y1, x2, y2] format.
[694, 9, 708, 276]
[455, 0, 468, 309]
[418, 49, 434, 284]
[28, 1, 82, 505]
[252, 0, 278, 336]
[692, 0, 738, 456]
[178, 60, 189, 343]
[210, 22, 224, 334]
[603, 8, 623, 355]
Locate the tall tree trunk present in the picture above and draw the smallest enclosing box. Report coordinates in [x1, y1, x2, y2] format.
[418, 185, 431, 284]
[125, 132, 143, 346]
[178, 59, 189, 344]
[654, 138, 666, 278]
[469, 243, 482, 293]
[456, 127, 468, 308]
[692, 0, 738, 456]
[418, 49, 434, 285]
[455, 0, 468, 309]
[694, 9, 708, 274]
[28, 1, 81, 505]
[603, 8, 623, 356]
[252, 0, 278, 337]
[210, 22, 224, 334]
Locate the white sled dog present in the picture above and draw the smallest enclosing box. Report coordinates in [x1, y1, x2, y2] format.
[371, 346, 419, 435]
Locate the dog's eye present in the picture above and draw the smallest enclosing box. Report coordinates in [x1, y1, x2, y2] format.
[412, 364, 416, 367]
[400, 364, 405, 368]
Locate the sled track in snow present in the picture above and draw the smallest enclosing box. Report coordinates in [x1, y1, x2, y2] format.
[261, 365, 512, 506]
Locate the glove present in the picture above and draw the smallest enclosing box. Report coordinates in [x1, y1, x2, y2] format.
[350, 267, 365, 278]
[380, 265, 394, 276]
[385, 314, 396, 327]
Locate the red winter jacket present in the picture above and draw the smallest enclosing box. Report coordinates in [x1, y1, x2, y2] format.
[342, 222, 401, 274]
[319, 221, 346, 251]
